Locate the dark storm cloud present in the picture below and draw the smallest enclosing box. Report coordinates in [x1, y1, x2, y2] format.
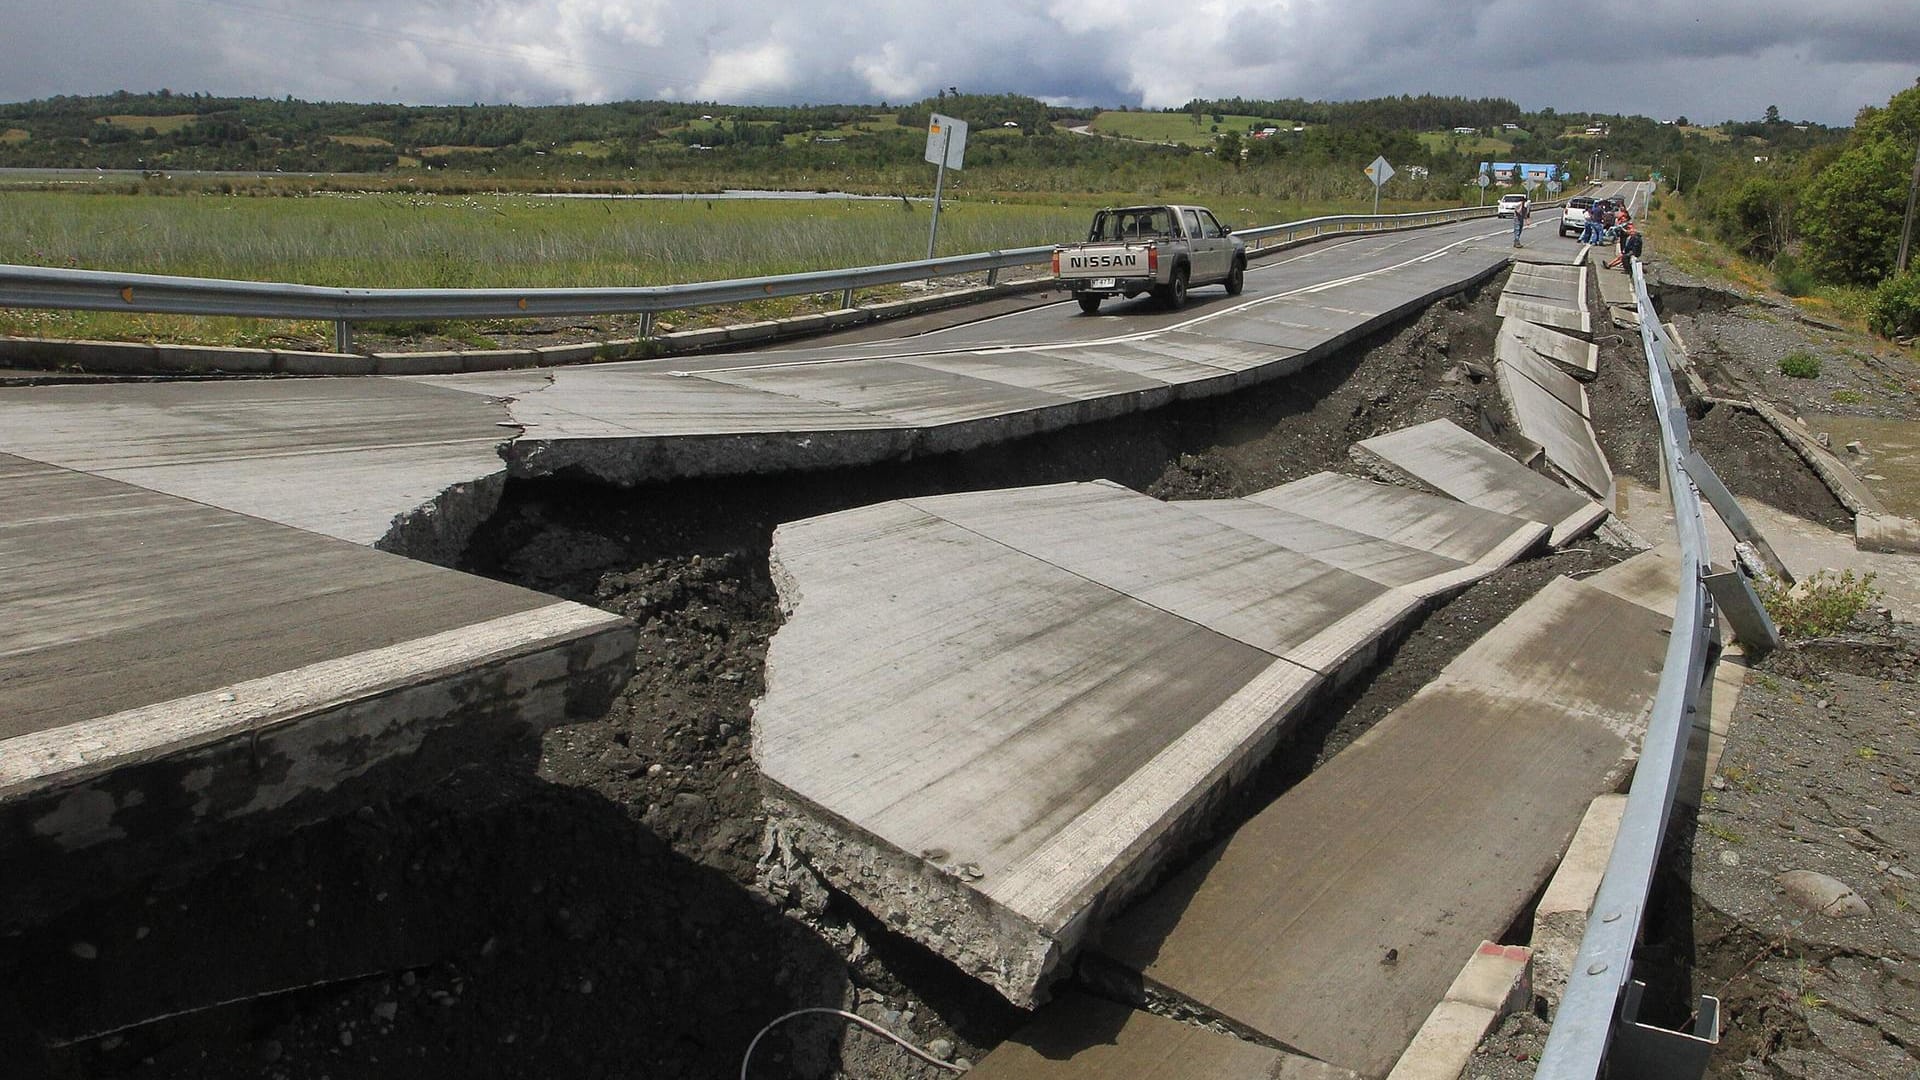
[0, 0, 1911, 124]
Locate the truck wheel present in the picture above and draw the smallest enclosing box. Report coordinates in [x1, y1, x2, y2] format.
[1075, 293, 1101, 315]
[1157, 265, 1190, 309]
[1224, 258, 1245, 296]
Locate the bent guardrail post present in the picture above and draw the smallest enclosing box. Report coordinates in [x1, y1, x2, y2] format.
[1536, 260, 1723, 1080]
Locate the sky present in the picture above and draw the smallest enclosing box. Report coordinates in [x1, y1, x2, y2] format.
[2, 0, 1915, 127]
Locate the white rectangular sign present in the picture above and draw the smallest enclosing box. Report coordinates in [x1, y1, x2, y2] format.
[926, 113, 968, 171]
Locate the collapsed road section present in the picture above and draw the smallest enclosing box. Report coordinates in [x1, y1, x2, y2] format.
[0, 453, 635, 926]
[753, 431, 1603, 1008]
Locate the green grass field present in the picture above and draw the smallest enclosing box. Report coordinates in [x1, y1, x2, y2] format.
[1087, 111, 1299, 147]
[0, 190, 1094, 346]
[1417, 131, 1515, 155]
[97, 113, 201, 133]
[0, 128, 28, 144]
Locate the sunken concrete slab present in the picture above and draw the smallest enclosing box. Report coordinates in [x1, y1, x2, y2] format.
[905, 482, 1424, 682]
[970, 992, 1358, 1080]
[0, 455, 635, 925]
[1260, 471, 1549, 567]
[0, 379, 511, 562]
[1174, 496, 1486, 599]
[1501, 319, 1598, 380]
[1352, 419, 1607, 546]
[1496, 292, 1590, 334]
[758, 481, 1459, 1005]
[1495, 361, 1615, 502]
[1090, 576, 1668, 1079]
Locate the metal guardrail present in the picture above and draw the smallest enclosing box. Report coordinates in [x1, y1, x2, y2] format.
[0, 205, 1498, 354]
[1535, 257, 1724, 1080]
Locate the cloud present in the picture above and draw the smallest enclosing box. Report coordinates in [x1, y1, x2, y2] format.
[0, 0, 1912, 125]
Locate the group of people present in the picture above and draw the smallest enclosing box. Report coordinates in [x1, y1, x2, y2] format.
[1580, 199, 1643, 271]
[1509, 195, 1645, 271]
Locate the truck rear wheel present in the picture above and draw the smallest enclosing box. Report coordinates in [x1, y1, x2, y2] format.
[1156, 265, 1190, 309]
[1224, 258, 1245, 296]
[1075, 293, 1101, 315]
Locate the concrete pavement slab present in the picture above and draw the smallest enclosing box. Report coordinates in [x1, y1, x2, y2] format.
[1091, 576, 1666, 1079]
[697, 357, 1072, 427]
[1258, 471, 1549, 567]
[1174, 496, 1483, 597]
[0, 379, 509, 557]
[0, 454, 634, 923]
[1503, 320, 1598, 380]
[970, 992, 1357, 1080]
[907, 482, 1423, 680]
[756, 491, 1363, 1005]
[1495, 362, 1615, 502]
[1353, 419, 1607, 546]
[1496, 334, 1591, 415]
[1496, 293, 1590, 334]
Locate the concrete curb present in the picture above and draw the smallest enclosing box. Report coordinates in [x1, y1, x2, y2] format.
[1384, 941, 1532, 1080]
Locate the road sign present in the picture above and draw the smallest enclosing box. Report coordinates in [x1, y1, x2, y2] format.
[925, 114, 968, 171]
[924, 114, 969, 258]
[1476, 174, 1490, 188]
[1365, 156, 1394, 213]
[1523, 177, 1540, 194]
[1546, 180, 1562, 195]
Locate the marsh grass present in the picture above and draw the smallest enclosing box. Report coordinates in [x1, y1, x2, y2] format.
[0, 191, 1096, 345]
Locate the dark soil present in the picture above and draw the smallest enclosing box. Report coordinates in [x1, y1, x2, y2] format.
[1692, 404, 1853, 531]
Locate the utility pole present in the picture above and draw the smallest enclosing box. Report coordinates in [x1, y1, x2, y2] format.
[1898, 136, 1920, 275]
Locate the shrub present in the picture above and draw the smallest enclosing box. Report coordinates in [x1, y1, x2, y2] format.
[1772, 252, 1816, 297]
[1778, 350, 1823, 378]
[1759, 569, 1882, 637]
[1868, 267, 1920, 340]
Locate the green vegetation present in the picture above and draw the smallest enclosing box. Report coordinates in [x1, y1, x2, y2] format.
[1759, 569, 1883, 637]
[1676, 84, 1918, 340]
[1416, 131, 1513, 156]
[0, 190, 1091, 345]
[1869, 268, 1920, 340]
[1088, 111, 1296, 147]
[1779, 350, 1823, 378]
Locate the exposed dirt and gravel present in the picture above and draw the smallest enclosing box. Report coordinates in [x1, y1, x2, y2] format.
[7, 249, 1916, 1080]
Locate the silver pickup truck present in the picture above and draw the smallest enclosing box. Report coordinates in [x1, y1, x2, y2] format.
[1052, 204, 1247, 313]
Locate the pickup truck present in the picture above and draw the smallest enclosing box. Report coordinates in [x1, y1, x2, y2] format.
[1052, 204, 1247, 313]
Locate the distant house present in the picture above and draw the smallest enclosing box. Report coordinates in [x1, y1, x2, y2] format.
[1407, 165, 1430, 180]
[1452, 126, 1475, 134]
[1002, 121, 1020, 128]
[1584, 124, 1609, 136]
[1501, 123, 1519, 131]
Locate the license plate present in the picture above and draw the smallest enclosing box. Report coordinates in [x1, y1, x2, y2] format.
[1090, 277, 1116, 289]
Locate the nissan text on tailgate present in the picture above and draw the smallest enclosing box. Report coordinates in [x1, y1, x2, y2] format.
[1052, 204, 1247, 313]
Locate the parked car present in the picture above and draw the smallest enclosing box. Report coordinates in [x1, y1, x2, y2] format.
[1496, 192, 1529, 218]
[1560, 195, 1595, 237]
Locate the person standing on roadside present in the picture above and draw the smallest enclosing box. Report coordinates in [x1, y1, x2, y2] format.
[1512, 197, 1530, 247]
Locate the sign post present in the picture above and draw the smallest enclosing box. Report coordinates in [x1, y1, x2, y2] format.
[924, 113, 969, 259]
[1476, 172, 1490, 206]
[1363, 155, 1395, 215]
